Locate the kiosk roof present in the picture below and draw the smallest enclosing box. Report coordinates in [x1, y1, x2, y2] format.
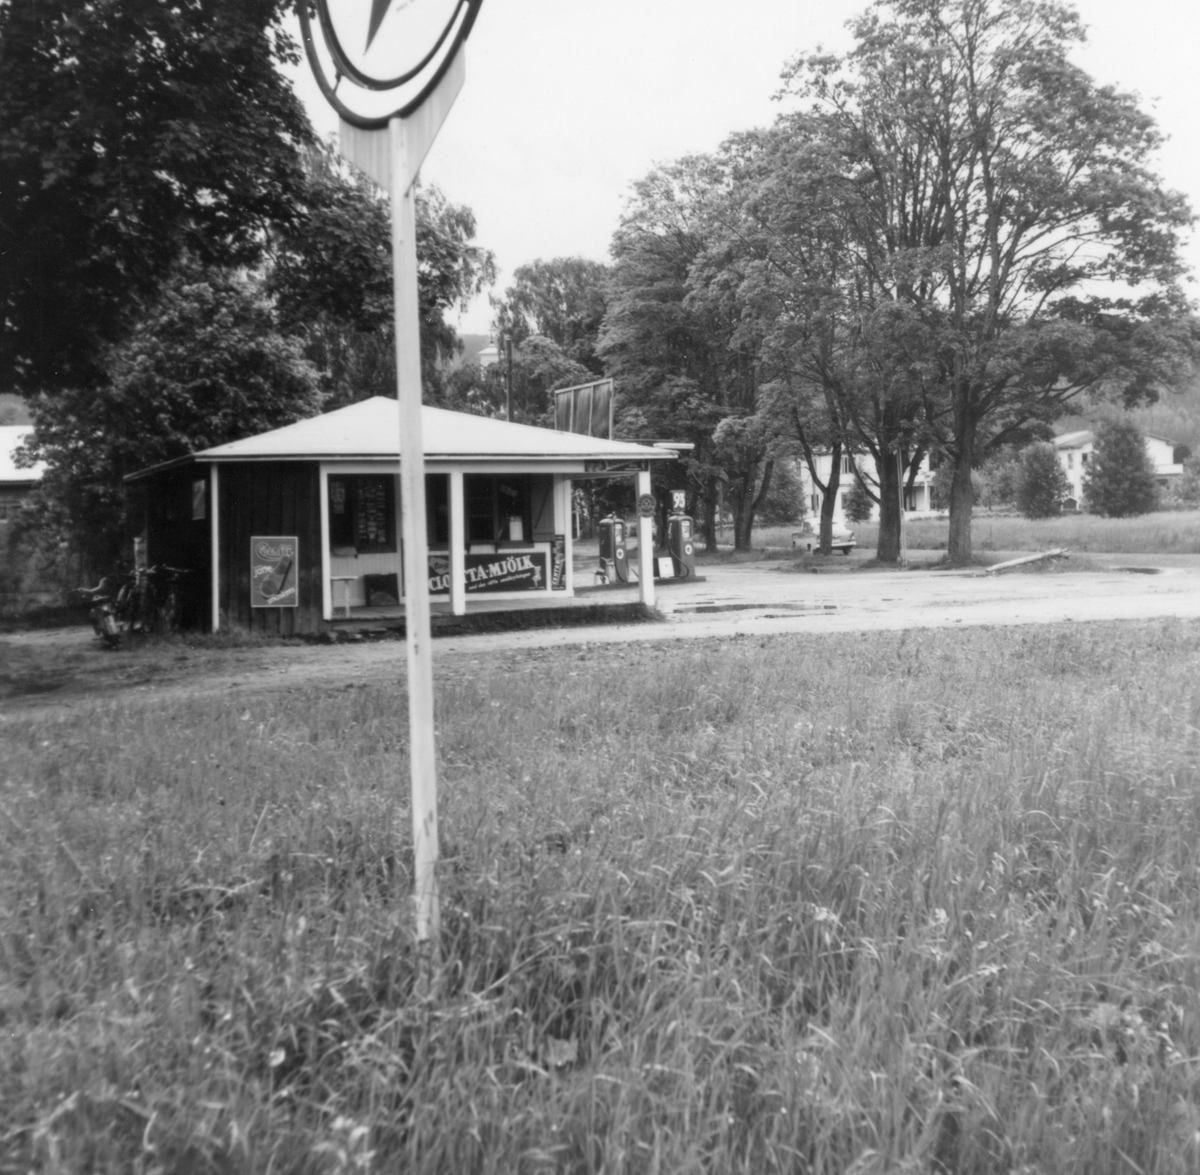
[191, 397, 678, 464]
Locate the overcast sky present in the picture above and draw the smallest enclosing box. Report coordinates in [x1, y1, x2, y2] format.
[286, 0, 1200, 336]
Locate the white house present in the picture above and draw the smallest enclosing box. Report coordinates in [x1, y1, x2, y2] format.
[799, 450, 938, 526]
[0, 424, 45, 528]
[1053, 429, 1183, 510]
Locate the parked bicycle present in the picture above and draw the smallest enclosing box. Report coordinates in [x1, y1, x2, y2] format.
[74, 564, 190, 647]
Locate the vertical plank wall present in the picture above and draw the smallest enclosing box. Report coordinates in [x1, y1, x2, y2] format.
[217, 462, 322, 634]
[138, 464, 211, 632]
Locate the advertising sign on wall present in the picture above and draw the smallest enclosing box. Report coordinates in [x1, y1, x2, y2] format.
[251, 536, 298, 607]
[427, 550, 549, 595]
[551, 535, 566, 590]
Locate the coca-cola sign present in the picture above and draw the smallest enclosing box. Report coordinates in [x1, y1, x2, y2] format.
[251, 536, 298, 608]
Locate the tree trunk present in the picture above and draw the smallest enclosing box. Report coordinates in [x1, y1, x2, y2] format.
[703, 477, 718, 553]
[947, 416, 976, 565]
[946, 449, 974, 565]
[818, 442, 842, 555]
[733, 492, 754, 550]
[876, 449, 901, 563]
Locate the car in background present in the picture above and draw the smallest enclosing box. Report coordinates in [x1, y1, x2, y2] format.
[792, 522, 857, 555]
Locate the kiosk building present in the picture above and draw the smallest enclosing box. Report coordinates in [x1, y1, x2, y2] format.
[125, 396, 676, 634]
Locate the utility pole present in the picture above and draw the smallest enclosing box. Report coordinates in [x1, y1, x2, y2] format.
[505, 336, 514, 422]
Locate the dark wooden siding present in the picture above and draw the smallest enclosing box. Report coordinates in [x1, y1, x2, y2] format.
[217, 462, 322, 634]
[135, 463, 210, 631]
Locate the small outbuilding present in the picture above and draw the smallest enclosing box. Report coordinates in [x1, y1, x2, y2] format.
[125, 397, 676, 634]
[0, 424, 45, 529]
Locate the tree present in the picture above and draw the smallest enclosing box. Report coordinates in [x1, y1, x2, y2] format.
[490, 258, 609, 373]
[1173, 454, 1200, 508]
[930, 461, 987, 511]
[268, 144, 496, 407]
[709, 114, 943, 562]
[0, 0, 312, 397]
[844, 476, 875, 523]
[756, 459, 807, 527]
[20, 263, 322, 573]
[601, 157, 771, 552]
[444, 336, 592, 426]
[1015, 442, 1071, 518]
[1082, 419, 1160, 517]
[781, 0, 1196, 565]
[975, 450, 1021, 510]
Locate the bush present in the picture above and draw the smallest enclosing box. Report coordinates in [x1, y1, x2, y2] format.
[930, 462, 986, 512]
[1167, 454, 1200, 508]
[977, 453, 1020, 510]
[756, 459, 807, 526]
[1015, 442, 1071, 518]
[1083, 419, 1160, 517]
[844, 476, 875, 523]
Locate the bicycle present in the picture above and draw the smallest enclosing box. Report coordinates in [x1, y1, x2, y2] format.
[74, 564, 190, 647]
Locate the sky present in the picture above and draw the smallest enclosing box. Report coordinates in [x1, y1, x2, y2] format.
[286, 0, 1200, 337]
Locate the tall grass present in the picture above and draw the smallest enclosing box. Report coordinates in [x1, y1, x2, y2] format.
[5, 622, 1200, 1172]
[853, 509, 1200, 555]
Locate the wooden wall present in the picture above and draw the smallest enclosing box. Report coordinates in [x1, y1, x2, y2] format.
[217, 462, 322, 635]
[135, 464, 210, 631]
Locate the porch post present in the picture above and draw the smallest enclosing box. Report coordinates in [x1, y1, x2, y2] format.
[318, 464, 332, 622]
[561, 478, 575, 595]
[209, 463, 220, 634]
[636, 468, 655, 609]
[449, 471, 466, 616]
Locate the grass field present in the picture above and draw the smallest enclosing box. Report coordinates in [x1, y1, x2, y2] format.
[5, 621, 1200, 1172]
[834, 510, 1200, 557]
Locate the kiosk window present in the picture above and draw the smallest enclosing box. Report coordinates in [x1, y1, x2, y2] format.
[466, 475, 533, 543]
[329, 475, 396, 553]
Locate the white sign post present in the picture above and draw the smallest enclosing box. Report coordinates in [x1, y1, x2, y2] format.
[336, 52, 466, 947]
[300, 0, 482, 950]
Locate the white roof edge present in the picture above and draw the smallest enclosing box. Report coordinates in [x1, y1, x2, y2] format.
[195, 451, 674, 463]
[187, 399, 678, 464]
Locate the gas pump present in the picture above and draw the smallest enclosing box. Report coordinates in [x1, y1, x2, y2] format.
[666, 491, 696, 579]
[596, 514, 630, 584]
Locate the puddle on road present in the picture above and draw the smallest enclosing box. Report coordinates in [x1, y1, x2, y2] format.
[674, 602, 839, 615]
[1112, 567, 1162, 575]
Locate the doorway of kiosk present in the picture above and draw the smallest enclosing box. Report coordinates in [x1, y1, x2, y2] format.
[464, 473, 553, 550]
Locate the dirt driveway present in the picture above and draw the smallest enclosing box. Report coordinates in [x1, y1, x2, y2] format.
[4, 553, 1199, 716]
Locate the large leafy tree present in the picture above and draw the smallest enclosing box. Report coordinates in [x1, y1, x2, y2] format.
[490, 257, 610, 374]
[601, 158, 775, 551]
[0, 0, 312, 396]
[19, 263, 322, 573]
[781, 0, 1196, 564]
[716, 119, 935, 560]
[268, 144, 496, 407]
